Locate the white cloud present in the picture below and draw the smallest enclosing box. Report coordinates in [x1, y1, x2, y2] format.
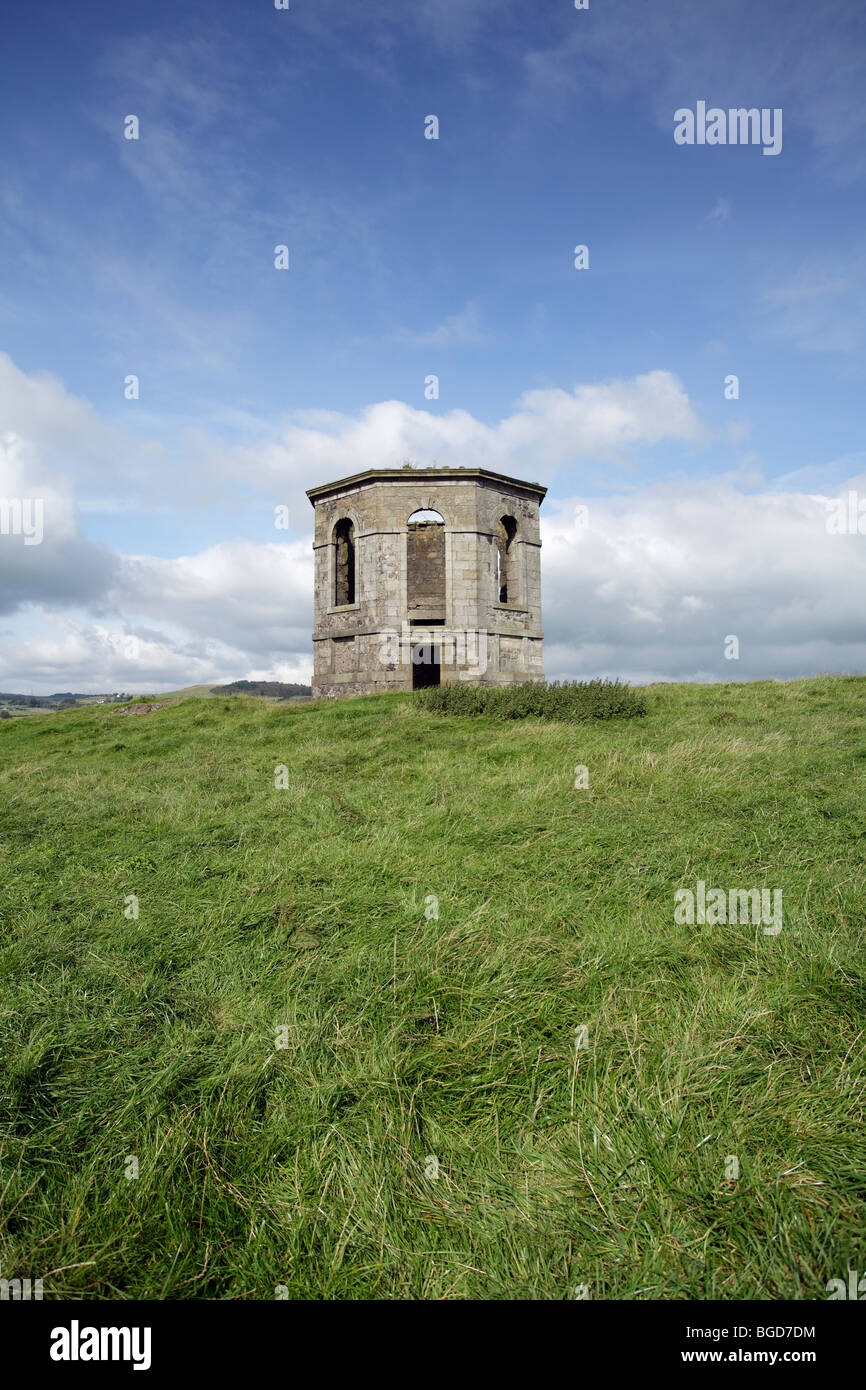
[210, 370, 703, 505]
[0, 610, 312, 694]
[114, 539, 313, 656]
[0, 431, 117, 613]
[542, 477, 866, 682]
[1, 350, 705, 529]
[0, 352, 166, 492]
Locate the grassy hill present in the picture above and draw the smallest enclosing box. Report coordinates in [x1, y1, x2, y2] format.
[160, 682, 311, 701]
[1, 677, 864, 1299]
[0, 683, 313, 715]
[153, 683, 220, 700]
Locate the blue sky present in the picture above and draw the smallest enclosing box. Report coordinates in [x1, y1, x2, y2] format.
[1, 0, 865, 691]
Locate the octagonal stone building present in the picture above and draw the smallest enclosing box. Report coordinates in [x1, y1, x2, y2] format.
[306, 466, 546, 698]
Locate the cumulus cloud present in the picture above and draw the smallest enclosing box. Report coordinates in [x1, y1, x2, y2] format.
[0, 353, 164, 488]
[210, 370, 703, 502]
[0, 431, 117, 614]
[0, 351, 705, 531]
[0, 611, 313, 694]
[542, 478, 866, 682]
[113, 539, 313, 656]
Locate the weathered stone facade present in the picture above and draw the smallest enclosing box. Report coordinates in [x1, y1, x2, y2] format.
[306, 466, 545, 698]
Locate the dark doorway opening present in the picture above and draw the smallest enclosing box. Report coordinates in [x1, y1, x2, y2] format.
[412, 643, 441, 688]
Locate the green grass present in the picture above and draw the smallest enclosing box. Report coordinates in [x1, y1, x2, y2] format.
[0, 676, 864, 1300]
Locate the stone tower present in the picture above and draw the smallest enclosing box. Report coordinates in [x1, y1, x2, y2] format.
[306, 466, 545, 698]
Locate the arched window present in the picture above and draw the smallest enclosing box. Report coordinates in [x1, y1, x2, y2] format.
[497, 515, 517, 603]
[407, 509, 445, 620]
[334, 518, 355, 605]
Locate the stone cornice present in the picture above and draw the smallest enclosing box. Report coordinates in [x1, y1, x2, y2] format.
[306, 467, 547, 506]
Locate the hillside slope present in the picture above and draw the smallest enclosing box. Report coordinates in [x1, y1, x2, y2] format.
[0, 678, 864, 1299]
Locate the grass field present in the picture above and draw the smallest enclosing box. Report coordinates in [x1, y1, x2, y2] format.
[1, 676, 864, 1300]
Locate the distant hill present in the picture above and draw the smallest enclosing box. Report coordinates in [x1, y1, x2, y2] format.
[157, 681, 312, 701]
[0, 681, 311, 717]
[213, 680, 311, 699]
[0, 691, 131, 715]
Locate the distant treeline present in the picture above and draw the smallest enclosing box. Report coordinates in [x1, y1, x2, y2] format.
[212, 681, 312, 699]
[0, 691, 130, 708]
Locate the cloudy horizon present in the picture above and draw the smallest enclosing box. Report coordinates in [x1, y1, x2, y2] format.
[2, 1, 865, 694]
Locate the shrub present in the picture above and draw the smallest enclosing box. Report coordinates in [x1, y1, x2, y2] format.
[414, 678, 647, 723]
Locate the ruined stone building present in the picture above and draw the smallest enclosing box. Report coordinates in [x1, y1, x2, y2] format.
[306, 466, 545, 698]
